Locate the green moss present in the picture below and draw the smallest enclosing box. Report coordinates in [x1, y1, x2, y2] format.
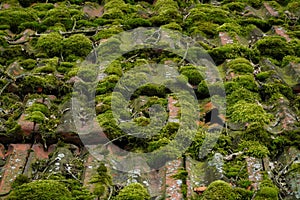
[8, 180, 72, 200]
[179, 65, 204, 85]
[260, 82, 294, 101]
[217, 23, 243, 35]
[222, 2, 247, 12]
[209, 44, 259, 65]
[246, 0, 263, 9]
[27, 102, 49, 116]
[254, 36, 294, 61]
[238, 18, 271, 32]
[224, 75, 258, 95]
[172, 168, 188, 198]
[147, 137, 170, 152]
[124, 18, 152, 29]
[134, 83, 168, 98]
[31, 3, 55, 11]
[36, 32, 63, 58]
[76, 20, 97, 29]
[90, 163, 112, 199]
[254, 187, 279, 200]
[116, 183, 150, 200]
[226, 87, 260, 105]
[96, 75, 120, 95]
[151, 0, 181, 25]
[189, 22, 219, 38]
[20, 59, 36, 70]
[185, 5, 230, 26]
[227, 58, 254, 74]
[282, 55, 300, 67]
[0, 8, 38, 33]
[62, 34, 92, 60]
[256, 71, 274, 82]
[224, 159, 248, 181]
[102, 0, 136, 20]
[232, 187, 253, 200]
[228, 100, 272, 124]
[93, 26, 123, 41]
[34, 65, 56, 73]
[42, 5, 83, 31]
[11, 175, 30, 189]
[201, 180, 235, 200]
[238, 140, 269, 158]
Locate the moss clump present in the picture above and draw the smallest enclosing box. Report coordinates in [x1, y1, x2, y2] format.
[255, 179, 279, 200]
[201, 180, 235, 200]
[102, 0, 136, 20]
[238, 140, 270, 158]
[20, 59, 37, 70]
[225, 75, 259, 94]
[62, 34, 92, 61]
[222, 2, 247, 12]
[42, 5, 83, 31]
[217, 23, 243, 35]
[282, 55, 300, 67]
[90, 163, 112, 199]
[179, 65, 204, 86]
[226, 58, 254, 74]
[36, 32, 63, 58]
[7, 180, 72, 200]
[254, 36, 294, 61]
[93, 26, 123, 41]
[0, 9, 37, 33]
[226, 87, 260, 105]
[209, 44, 259, 65]
[115, 183, 150, 200]
[228, 100, 272, 125]
[151, 0, 181, 26]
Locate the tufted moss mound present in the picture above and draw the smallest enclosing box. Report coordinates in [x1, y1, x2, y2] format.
[201, 180, 235, 200]
[115, 183, 150, 200]
[7, 180, 72, 200]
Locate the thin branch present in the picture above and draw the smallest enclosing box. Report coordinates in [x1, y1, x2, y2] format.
[277, 155, 298, 177]
[224, 151, 244, 161]
[72, 19, 77, 32]
[107, 186, 113, 200]
[178, 42, 189, 66]
[145, 27, 161, 44]
[0, 80, 12, 96]
[251, 191, 257, 200]
[7, 40, 29, 45]
[65, 166, 82, 183]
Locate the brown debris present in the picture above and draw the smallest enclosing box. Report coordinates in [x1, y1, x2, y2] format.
[0, 144, 5, 159]
[264, 2, 279, 17]
[2, 3, 10, 9]
[168, 96, 180, 123]
[83, 153, 100, 192]
[31, 143, 53, 160]
[83, 3, 104, 18]
[245, 157, 263, 190]
[0, 144, 31, 194]
[219, 32, 233, 46]
[193, 186, 207, 195]
[165, 159, 183, 200]
[17, 114, 37, 136]
[273, 26, 291, 42]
